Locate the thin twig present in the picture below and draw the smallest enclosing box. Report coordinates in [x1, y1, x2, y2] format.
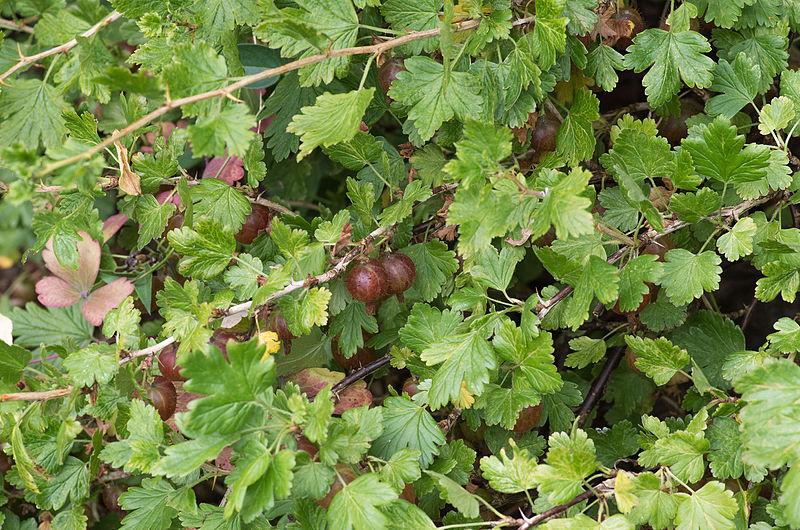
[249, 197, 293, 216]
[330, 354, 391, 395]
[518, 471, 617, 529]
[0, 18, 35, 34]
[33, 16, 534, 178]
[576, 346, 625, 427]
[119, 336, 176, 366]
[0, 11, 123, 83]
[1, 386, 73, 402]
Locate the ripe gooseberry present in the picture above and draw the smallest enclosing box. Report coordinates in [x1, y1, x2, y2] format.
[157, 343, 185, 381]
[331, 332, 376, 370]
[380, 253, 416, 298]
[529, 112, 560, 163]
[346, 258, 388, 303]
[147, 376, 177, 421]
[379, 58, 407, 96]
[613, 7, 645, 50]
[235, 203, 271, 245]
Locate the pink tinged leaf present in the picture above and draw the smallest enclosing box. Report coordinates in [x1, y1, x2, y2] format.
[202, 155, 244, 185]
[102, 214, 129, 242]
[81, 278, 135, 326]
[42, 231, 100, 294]
[155, 190, 182, 207]
[35, 276, 82, 307]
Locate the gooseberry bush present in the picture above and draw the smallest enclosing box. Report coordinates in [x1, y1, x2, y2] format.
[2, 0, 800, 528]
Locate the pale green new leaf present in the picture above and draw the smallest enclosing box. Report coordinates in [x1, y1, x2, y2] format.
[188, 104, 257, 158]
[716, 217, 756, 260]
[425, 471, 479, 518]
[63, 343, 117, 387]
[659, 249, 722, 306]
[480, 442, 538, 493]
[168, 220, 236, 279]
[371, 396, 445, 467]
[327, 474, 397, 530]
[533, 430, 597, 504]
[768, 317, 800, 354]
[586, 44, 625, 92]
[556, 89, 600, 165]
[617, 255, 663, 313]
[674, 481, 738, 530]
[380, 448, 422, 491]
[443, 120, 513, 188]
[192, 178, 252, 232]
[624, 336, 689, 386]
[531, 168, 594, 240]
[758, 96, 795, 135]
[118, 478, 177, 529]
[287, 89, 375, 160]
[421, 331, 497, 409]
[531, 0, 568, 70]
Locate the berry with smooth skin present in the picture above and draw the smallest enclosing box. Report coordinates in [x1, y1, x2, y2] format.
[268, 312, 296, 343]
[380, 253, 416, 295]
[613, 7, 645, 50]
[235, 203, 271, 245]
[379, 57, 407, 95]
[157, 343, 185, 381]
[512, 404, 543, 432]
[147, 376, 177, 421]
[529, 113, 560, 162]
[401, 377, 419, 398]
[332, 333, 376, 370]
[346, 258, 388, 303]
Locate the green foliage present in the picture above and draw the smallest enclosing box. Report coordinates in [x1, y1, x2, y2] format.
[3, 0, 800, 527]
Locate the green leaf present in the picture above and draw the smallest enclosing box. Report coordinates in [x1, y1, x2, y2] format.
[0, 79, 67, 149]
[327, 474, 397, 530]
[0, 342, 31, 386]
[628, 471, 678, 529]
[446, 183, 518, 258]
[280, 287, 331, 336]
[36, 456, 89, 510]
[101, 400, 164, 474]
[531, 0, 569, 70]
[372, 396, 446, 467]
[421, 331, 497, 409]
[642, 429, 709, 484]
[324, 132, 382, 170]
[658, 249, 722, 306]
[755, 259, 800, 303]
[714, 27, 788, 94]
[623, 27, 714, 107]
[389, 57, 482, 142]
[493, 322, 561, 394]
[562, 0, 598, 35]
[480, 441, 538, 493]
[158, 434, 238, 478]
[617, 255, 663, 313]
[555, 89, 600, 165]
[565, 336, 607, 369]
[261, 72, 319, 161]
[378, 181, 432, 225]
[758, 96, 795, 135]
[424, 471, 479, 518]
[195, 0, 259, 42]
[674, 481, 738, 530]
[474, 383, 540, 430]
[62, 110, 101, 145]
[401, 241, 459, 302]
[188, 104, 257, 158]
[163, 41, 228, 117]
[133, 195, 176, 250]
[533, 430, 597, 504]
[735, 359, 800, 469]
[588, 420, 639, 468]
[716, 217, 756, 260]
[586, 44, 625, 92]
[380, 448, 422, 491]
[470, 246, 524, 292]
[224, 445, 295, 521]
[314, 210, 350, 245]
[224, 253, 264, 300]
[329, 302, 377, 358]
[63, 343, 117, 387]
[168, 220, 236, 279]
[287, 89, 375, 160]
[399, 304, 462, 354]
[156, 278, 214, 355]
[118, 478, 177, 529]
[624, 336, 689, 386]
[443, 120, 512, 188]
[192, 178, 252, 232]
[692, 0, 748, 28]
[706, 54, 761, 118]
[531, 168, 594, 240]
[706, 416, 765, 481]
[670, 188, 721, 223]
[181, 338, 275, 436]
[381, 0, 443, 55]
[768, 317, 800, 354]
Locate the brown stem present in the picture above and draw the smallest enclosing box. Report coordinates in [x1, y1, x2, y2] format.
[0, 11, 123, 83]
[34, 17, 534, 178]
[576, 346, 625, 427]
[0, 18, 34, 34]
[330, 354, 391, 395]
[1, 386, 73, 402]
[519, 490, 595, 528]
[118, 336, 176, 366]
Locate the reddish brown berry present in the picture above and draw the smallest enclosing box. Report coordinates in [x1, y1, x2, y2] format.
[346, 259, 388, 303]
[512, 404, 543, 433]
[529, 113, 560, 162]
[102, 483, 127, 514]
[147, 376, 177, 421]
[613, 7, 645, 50]
[268, 312, 296, 343]
[318, 465, 358, 509]
[332, 333, 376, 370]
[379, 58, 407, 95]
[380, 253, 416, 295]
[157, 344, 185, 381]
[235, 203, 271, 245]
[401, 378, 419, 398]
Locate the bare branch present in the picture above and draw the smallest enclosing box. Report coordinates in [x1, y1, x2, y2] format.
[0, 18, 34, 34]
[0, 11, 123, 83]
[33, 16, 534, 178]
[1, 386, 73, 402]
